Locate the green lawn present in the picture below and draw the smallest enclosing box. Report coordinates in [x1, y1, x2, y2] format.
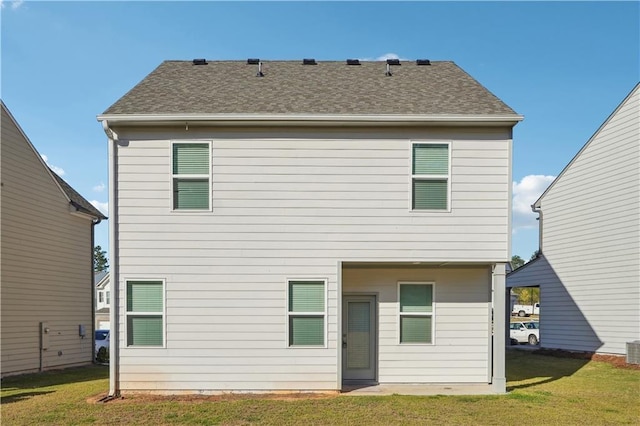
[2, 351, 639, 425]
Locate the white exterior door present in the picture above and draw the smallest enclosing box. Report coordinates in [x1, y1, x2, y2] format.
[342, 295, 377, 382]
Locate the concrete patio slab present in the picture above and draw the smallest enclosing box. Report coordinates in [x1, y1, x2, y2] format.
[341, 383, 500, 396]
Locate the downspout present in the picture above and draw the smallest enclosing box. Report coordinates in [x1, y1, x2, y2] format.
[531, 203, 543, 254]
[102, 120, 120, 397]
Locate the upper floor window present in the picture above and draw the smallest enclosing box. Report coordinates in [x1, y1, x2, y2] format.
[411, 142, 450, 211]
[172, 142, 211, 210]
[98, 291, 104, 303]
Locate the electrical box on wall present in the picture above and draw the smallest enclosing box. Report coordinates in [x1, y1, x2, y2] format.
[78, 324, 86, 338]
[40, 322, 50, 350]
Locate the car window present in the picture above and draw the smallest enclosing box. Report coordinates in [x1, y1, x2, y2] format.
[95, 330, 109, 340]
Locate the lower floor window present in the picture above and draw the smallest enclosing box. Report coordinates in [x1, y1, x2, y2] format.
[126, 280, 164, 346]
[399, 282, 434, 344]
[288, 280, 326, 346]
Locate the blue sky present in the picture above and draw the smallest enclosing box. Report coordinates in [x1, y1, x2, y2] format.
[2, 1, 638, 261]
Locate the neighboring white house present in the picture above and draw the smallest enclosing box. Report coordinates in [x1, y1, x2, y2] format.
[1, 101, 107, 376]
[98, 59, 522, 395]
[508, 83, 639, 356]
[95, 271, 111, 330]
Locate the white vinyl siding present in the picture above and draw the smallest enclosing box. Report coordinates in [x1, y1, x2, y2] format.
[398, 283, 434, 344]
[287, 280, 327, 347]
[126, 280, 164, 347]
[172, 142, 211, 210]
[528, 86, 640, 356]
[113, 126, 511, 391]
[344, 266, 491, 384]
[412, 142, 450, 211]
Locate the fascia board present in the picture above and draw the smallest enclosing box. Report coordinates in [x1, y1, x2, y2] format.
[97, 113, 524, 127]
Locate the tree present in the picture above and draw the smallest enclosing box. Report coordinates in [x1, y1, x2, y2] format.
[530, 250, 541, 261]
[94, 245, 108, 272]
[510, 255, 525, 270]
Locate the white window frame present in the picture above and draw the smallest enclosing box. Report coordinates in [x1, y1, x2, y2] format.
[106, 291, 110, 305]
[286, 278, 328, 348]
[98, 291, 104, 303]
[171, 140, 213, 212]
[410, 141, 452, 212]
[397, 281, 435, 345]
[124, 278, 166, 348]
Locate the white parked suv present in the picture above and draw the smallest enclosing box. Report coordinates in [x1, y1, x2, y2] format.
[510, 321, 539, 345]
[95, 329, 110, 362]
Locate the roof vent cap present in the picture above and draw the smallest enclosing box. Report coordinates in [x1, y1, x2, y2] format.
[385, 63, 392, 77]
[346, 59, 361, 65]
[192, 59, 208, 65]
[416, 59, 431, 66]
[386, 59, 401, 66]
[247, 58, 260, 65]
[302, 58, 317, 65]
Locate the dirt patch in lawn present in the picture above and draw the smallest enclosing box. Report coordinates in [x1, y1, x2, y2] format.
[88, 391, 338, 404]
[534, 348, 640, 370]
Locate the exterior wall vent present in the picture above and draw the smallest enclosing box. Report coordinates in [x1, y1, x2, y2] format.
[346, 59, 361, 65]
[386, 59, 401, 66]
[302, 58, 317, 65]
[627, 341, 640, 364]
[247, 58, 260, 65]
[192, 59, 208, 65]
[416, 59, 431, 66]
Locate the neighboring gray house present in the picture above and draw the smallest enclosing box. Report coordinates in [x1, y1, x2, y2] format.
[95, 271, 111, 330]
[1, 101, 106, 376]
[508, 83, 639, 356]
[98, 59, 522, 395]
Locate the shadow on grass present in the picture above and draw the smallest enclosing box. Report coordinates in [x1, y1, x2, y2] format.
[506, 349, 589, 391]
[1, 391, 55, 404]
[1, 364, 108, 401]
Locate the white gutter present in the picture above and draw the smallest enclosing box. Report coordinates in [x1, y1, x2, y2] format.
[102, 120, 120, 397]
[97, 113, 524, 127]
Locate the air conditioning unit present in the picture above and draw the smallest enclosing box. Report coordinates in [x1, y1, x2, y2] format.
[626, 341, 640, 364]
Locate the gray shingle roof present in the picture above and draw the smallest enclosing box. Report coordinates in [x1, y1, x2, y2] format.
[52, 172, 107, 220]
[103, 60, 518, 117]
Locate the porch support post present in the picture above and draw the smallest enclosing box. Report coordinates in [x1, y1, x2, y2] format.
[492, 263, 507, 393]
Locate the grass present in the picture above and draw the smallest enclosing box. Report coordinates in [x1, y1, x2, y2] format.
[2, 351, 639, 425]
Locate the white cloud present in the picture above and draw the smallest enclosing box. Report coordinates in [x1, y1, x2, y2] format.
[512, 175, 556, 233]
[90, 200, 108, 215]
[93, 182, 106, 192]
[41, 154, 66, 176]
[359, 53, 409, 62]
[0, 0, 24, 10]
[375, 53, 405, 61]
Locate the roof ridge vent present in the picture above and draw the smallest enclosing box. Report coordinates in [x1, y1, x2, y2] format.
[192, 59, 208, 65]
[346, 59, 360, 65]
[416, 59, 431, 66]
[386, 58, 401, 66]
[247, 58, 260, 65]
[302, 58, 317, 65]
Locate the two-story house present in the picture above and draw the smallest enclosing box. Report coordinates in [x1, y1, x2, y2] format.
[507, 83, 639, 359]
[1, 101, 106, 376]
[98, 59, 522, 395]
[95, 271, 111, 330]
